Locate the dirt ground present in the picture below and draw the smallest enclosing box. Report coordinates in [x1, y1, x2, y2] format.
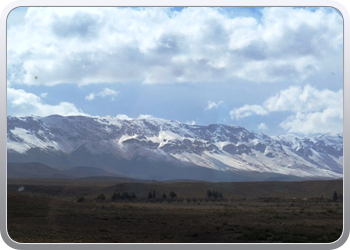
[7, 179, 343, 243]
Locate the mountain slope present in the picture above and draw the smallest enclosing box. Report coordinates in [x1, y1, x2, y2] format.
[7, 162, 70, 179]
[7, 115, 343, 181]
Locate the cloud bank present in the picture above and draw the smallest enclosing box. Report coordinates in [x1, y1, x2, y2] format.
[7, 7, 342, 86]
[230, 85, 343, 134]
[7, 88, 86, 116]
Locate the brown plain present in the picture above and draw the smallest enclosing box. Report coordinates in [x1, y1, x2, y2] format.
[7, 178, 343, 243]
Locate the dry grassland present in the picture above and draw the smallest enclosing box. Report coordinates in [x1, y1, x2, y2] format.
[7, 178, 343, 243]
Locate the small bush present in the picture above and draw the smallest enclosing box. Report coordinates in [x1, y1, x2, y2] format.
[327, 208, 334, 213]
[111, 192, 121, 201]
[76, 196, 84, 202]
[169, 191, 177, 198]
[97, 193, 105, 201]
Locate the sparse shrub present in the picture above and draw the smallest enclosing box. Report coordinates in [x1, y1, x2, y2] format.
[207, 190, 213, 197]
[169, 191, 177, 199]
[327, 208, 334, 213]
[112, 192, 136, 201]
[97, 193, 105, 201]
[333, 191, 338, 202]
[121, 192, 130, 199]
[177, 197, 184, 203]
[111, 192, 121, 201]
[207, 190, 223, 199]
[76, 196, 84, 202]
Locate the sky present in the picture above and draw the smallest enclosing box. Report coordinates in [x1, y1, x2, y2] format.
[6, 7, 343, 136]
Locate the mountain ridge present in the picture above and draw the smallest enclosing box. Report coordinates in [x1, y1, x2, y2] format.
[7, 115, 343, 181]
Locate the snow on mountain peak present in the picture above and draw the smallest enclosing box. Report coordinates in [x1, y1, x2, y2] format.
[7, 114, 343, 180]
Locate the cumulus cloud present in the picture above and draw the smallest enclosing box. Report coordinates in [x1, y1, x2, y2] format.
[85, 93, 95, 101]
[40, 92, 48, 98]
[7, 88, 86, 117]
[258, 123, 268, 130]
[205, 101, 223, 110]
[7, 7, 342, 86]
[230, 104, 268, 119]
[280, 109, 343, 134]
[230, 85, 342, 134]
[97, 88, 119, 99]
[263, 85, 342, 113]
[85, 88, 119, 101]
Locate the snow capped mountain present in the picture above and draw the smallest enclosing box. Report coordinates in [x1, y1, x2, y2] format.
[7, 115, 343, 181]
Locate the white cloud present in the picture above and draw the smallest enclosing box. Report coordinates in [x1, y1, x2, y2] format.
[280, 109, 343, 134]
[230, 85, 343, 134]
[7, 7, 342, 86]
[40, 92, 48, 98]
[230, 104, 268, 119]
[97, 88, 119, 100]
[263, 85, 342, 113]
[85, 88, 119, 101]
[258, 123, 268, 130]
[7, 88, 86, 117]
[205, 101, 223, 110]
[85, 93, 95, 101]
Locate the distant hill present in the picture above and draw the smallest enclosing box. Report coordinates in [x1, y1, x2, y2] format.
[7, 162, 133, 180]
[62, 166, 122, 179]
[77, 175, 150, 182]
[7, 162, 71, 179]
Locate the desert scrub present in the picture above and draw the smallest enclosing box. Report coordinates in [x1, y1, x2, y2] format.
[76, 196, 84, 202]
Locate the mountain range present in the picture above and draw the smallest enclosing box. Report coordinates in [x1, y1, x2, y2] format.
[7, 115, 343, 181]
